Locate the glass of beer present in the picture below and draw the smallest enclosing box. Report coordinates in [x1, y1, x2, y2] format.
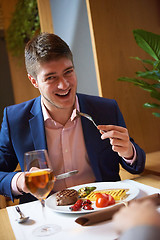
[24, 149, 59, 236]
[24, 149, 55, 205]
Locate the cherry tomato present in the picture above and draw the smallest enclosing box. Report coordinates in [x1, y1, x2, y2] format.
[95, 193, 103, 198]
[69, 205, 79, 211]
[96, 194, 109, 208]
[101, 194, 115, 205]
[69, 198, 95, 211]
[74, 199, 83, 208]
[83, 204, 93, 210]
[76, 199, 83, 205]
[108, 194, 115, 205]
[70, 199, 83, 211]
[82, 199, 92, 205]
[95, 193, 115, 208]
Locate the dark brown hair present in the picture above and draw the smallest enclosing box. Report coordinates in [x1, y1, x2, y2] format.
[25, 32, 73, 79]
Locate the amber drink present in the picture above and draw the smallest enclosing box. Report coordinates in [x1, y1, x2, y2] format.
[25, 169, 55, 200]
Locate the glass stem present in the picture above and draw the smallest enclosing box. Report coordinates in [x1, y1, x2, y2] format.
[41, 199, 45, 207]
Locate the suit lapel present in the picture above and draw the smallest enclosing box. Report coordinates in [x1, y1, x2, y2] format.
[29, 97, 47, 150]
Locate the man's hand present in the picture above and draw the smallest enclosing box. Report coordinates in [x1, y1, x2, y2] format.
[112, 200, 160, 234]
[97, 125, 133, 159]
[16, 172, 29, 193]
[16, 167, 39, 193]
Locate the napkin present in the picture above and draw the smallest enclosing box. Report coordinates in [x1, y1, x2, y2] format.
[75, 193, 160, 226]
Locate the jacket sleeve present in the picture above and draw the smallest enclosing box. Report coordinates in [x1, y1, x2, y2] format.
[112, 99, 146, 174]
[0, 107, 19, 201]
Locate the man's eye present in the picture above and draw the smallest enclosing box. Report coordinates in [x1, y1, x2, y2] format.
[46, 76, 56, 81]
[65, 70, 73, 75]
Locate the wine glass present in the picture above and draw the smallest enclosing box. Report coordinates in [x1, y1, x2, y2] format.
[24, 149, 61, 236]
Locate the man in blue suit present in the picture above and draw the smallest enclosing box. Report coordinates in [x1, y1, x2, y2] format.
[0, 33, 145, 204]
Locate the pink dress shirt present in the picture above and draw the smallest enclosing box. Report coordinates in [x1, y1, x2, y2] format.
[42, 96, 96, 192]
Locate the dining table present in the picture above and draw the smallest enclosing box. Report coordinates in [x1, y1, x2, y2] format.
[0, 173, 160, 240]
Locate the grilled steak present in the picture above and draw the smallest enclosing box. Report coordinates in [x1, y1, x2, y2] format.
[56, 189, 78, 206]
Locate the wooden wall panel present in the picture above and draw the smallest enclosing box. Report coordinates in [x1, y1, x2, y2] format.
[37, 0, 54, 33]
[87, 0, 160, 153]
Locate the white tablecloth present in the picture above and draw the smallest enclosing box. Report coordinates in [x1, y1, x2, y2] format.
[7, 180, 160, 240]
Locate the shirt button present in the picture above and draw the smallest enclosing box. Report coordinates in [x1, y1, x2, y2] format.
[65, 149, 68, 153]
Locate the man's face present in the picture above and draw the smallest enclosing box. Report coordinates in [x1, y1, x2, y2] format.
[34, 57, 77, 112]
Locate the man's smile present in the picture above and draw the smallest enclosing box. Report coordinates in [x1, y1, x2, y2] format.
[55, 89, 71, 97]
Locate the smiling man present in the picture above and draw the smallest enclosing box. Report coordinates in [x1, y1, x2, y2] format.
[0, 33, 145, 204]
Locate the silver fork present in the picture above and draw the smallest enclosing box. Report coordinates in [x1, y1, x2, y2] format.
[76, 110, 105, 133]
[76, 110, 98, 128]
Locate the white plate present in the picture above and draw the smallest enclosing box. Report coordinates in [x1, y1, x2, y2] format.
[46, 181, 139, 214]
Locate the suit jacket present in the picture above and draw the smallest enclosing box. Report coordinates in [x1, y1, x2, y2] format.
[0, 93, 145, 203]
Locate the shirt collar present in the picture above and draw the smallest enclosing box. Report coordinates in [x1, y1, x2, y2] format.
[41, 95, 80, 128]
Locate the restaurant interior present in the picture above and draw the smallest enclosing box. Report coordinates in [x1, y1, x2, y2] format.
[0, 0, 159, 239]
